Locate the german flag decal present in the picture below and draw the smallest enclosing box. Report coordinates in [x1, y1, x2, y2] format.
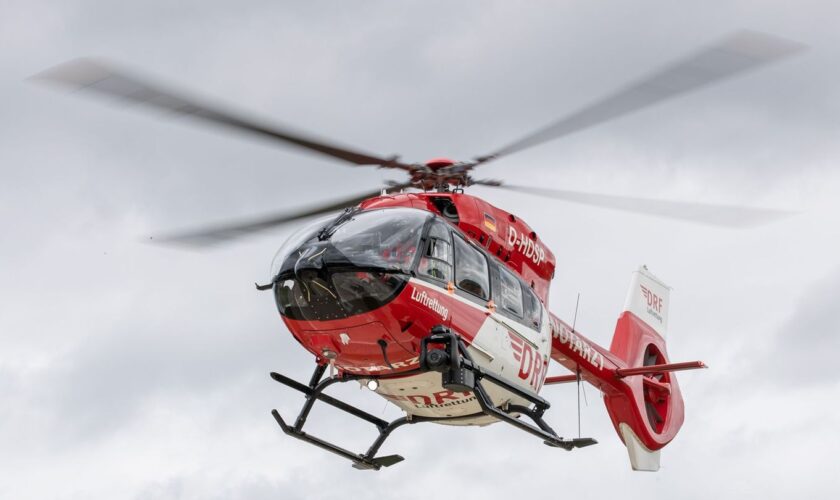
[483, 213, 497, 232]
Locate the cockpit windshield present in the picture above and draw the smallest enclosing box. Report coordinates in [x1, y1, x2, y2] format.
[271, 208, 429, 280]
[328, 208, 427, 271]
[270, 213, 337, 279]
[271, 208, 430, 322]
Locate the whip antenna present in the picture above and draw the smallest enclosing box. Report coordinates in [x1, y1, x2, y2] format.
[572, 293, 581, 439]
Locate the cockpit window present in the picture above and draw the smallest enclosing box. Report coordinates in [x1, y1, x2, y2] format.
[276, 271, 407, 321]
[522, 285, 543, 329]
[272, 208, 429, 321]
[271, 208, 430, 282]
[453, 235, 490, 300]
[328, 208, 428, 273]
[270, 213, 339, 279]
[418, 219, 453, 283]
[498, 266, 524, 317]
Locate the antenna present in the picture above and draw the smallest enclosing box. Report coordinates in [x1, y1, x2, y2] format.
[572, 293, 581, 439]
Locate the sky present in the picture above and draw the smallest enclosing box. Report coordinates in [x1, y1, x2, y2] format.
[1, 1, 839, 498]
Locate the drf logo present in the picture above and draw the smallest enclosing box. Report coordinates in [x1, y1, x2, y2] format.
[508, 331, 545, 391]
[640, 285, 663, 313]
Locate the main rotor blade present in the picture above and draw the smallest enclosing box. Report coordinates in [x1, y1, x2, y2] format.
[155, 184, 411, 247]
[32, 58, 410, 170]
[476, 182, 795, 228]
[475, 31, 805, 164]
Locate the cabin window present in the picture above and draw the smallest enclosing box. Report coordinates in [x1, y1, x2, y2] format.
[418, 220, 453, 282]
[522, 285, 543, 329]
[453, 235, 490, 300]
[498, 267, 524, 318]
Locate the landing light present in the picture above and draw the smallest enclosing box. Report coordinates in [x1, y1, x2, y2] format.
[366, 379, 379, 391]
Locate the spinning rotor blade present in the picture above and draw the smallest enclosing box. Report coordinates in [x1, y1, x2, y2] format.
[32, 59, 410, 170]
[156, 183, 411, 247]
[476, 182, 794, 228]
[475, 31, 805, 164]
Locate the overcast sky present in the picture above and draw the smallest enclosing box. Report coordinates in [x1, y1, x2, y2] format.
[2, 1, 839, 499]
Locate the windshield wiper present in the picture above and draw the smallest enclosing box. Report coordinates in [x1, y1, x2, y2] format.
[318, 208, 358, 241]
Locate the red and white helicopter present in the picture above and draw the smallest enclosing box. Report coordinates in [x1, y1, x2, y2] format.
[35, 31, 802, 471]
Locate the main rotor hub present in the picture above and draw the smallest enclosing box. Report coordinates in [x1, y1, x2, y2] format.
[424, 157, 456, 171]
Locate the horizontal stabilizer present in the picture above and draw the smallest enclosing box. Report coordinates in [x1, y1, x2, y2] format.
[616, 360, 707, 377]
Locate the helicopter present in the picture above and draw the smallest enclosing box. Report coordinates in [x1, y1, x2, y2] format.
[33, 30, 803, 471]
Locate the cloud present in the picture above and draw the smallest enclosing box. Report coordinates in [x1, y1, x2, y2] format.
[751, 266, 840, 386]
[2, 1, 840, 498]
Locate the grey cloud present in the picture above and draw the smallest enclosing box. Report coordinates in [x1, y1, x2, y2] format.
[2, 1, 840, 499]
[133, 475, 309, 500]
[752, 266, 840, 386]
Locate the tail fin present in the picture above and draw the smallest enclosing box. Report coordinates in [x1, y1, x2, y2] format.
[603, 266, 685, 472]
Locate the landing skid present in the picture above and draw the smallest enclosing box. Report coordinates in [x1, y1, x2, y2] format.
[270, 326, 596, 470]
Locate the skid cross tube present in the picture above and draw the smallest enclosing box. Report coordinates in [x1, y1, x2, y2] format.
[271, 366, 480, 470]
[271, 366, 403, 470]
[270, 371, 389, 429]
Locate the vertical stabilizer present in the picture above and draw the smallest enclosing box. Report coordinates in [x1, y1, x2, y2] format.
[603, 266, 684, 472]
[622, 266, 670, 339]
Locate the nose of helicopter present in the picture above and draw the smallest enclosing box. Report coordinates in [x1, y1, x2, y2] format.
[271, 207, 430, 323]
